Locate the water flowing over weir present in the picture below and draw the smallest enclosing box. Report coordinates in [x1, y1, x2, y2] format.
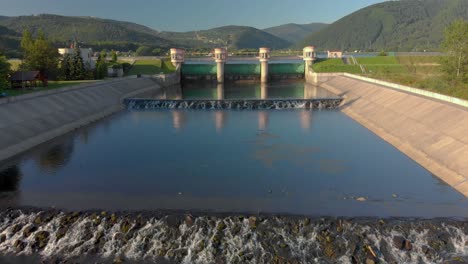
[124, 98, 343, 110]
[0, 209, 466, 263]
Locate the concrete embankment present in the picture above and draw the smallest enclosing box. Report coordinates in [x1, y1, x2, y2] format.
[315, 74, 468, 197]
[0, 78, 161, 162]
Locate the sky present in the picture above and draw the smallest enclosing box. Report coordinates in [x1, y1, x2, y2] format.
[0, 0, 386, 32]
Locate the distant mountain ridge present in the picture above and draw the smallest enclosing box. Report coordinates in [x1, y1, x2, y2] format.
[0, 14, 291, 53]
[263, 23, 328, 43]
[158, 25, 291, 49]
[299, 0, 468, 51]
[1, 0, 467, 57]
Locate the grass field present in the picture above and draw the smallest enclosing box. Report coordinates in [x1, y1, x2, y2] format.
[312, 58, 361, 74]
[126, 58, 176, 76]
[312, 55, 467, 100]
[1, 80, 97, 97]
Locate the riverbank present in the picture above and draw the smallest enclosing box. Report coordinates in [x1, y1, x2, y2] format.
[0, 78, 161, 162]
[314, 73, 468, 197]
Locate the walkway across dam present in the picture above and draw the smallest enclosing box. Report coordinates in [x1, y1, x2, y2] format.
[319, 75, 468, 197]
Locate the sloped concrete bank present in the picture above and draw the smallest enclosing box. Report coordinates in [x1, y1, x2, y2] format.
[0, 78, 162, 162]
[312, 73, 468, 197]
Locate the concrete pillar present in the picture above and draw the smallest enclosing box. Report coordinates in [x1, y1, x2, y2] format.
[303, 46, 316, 83]
[170, 48, 185, 83]
[260, 83, 268, 99]
[217, 83, 224, 100]
[214, 48, 227, 83]
[170, 48, 185, 71]
[259, 47, 270, 83]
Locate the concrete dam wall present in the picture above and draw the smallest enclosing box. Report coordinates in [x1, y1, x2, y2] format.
[0, 78, 160, 162]
[314, 74, 468, 197]
[181, 63, 305, 82]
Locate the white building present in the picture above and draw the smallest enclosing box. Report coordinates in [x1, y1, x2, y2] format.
[327, 50, 343, 59]
[58, 47, 96, 69]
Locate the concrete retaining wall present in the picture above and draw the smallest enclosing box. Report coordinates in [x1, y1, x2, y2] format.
[343, 73, 468, 108]
[312, 73, 468, 197]
[0, 78, 160, 162]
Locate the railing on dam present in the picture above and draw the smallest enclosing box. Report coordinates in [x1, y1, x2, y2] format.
[181, 63, 305, 76]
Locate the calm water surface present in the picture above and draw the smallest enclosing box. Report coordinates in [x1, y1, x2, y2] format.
[0, 109, 466, 217]
[151, 81, 338, 100]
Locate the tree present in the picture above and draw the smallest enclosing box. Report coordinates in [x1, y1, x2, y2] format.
[20, 29, 59, 78]
[111, 50, 118, 62]
[69, 47, 86, 80]
[441, 19, 468, 82]
[135, 46, 152, 56]
[94, 54, 107, 79]
[0, 50, 10, 89]
[60, 53, 72, 80]
[152, 48, 163, 56]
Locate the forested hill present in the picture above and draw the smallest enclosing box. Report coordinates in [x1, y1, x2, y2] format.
[0, 15, 291, 53]
[0, 14, 171, 47]
[158, 26, 291, 49]
[264, 23, 328, 43]
[300, 0, 468, 51]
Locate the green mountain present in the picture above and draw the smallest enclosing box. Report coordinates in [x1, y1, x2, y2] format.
[264, 23, 328, 43]
[0, 25, 20, 57]
[300, 0, 468, 51]
[0, 15, 291, 55]
[159, 26, 291, 49]
[0, 14, 171, 47]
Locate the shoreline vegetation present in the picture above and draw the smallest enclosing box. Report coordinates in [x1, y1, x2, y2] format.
[4, 55, 466, 102]
[312, 55, 468, 100]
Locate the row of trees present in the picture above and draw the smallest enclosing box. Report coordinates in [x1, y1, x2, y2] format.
[0, 51, 10, 90]
[441, 19, 467, 83]
[20, 30, 59, 77]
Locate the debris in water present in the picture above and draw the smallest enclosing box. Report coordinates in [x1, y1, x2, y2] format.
[356, 197, 367, 202]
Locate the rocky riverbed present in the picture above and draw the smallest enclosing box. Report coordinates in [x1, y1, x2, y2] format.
[0, 208, 466, 263]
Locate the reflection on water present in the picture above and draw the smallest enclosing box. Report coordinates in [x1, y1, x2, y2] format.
[258, 111, 269, 131]
[299, 110, 312, 130]
[0, 166, 21, 192]
[214, 111, 226, 133]
[150, 81, 338, 100]
[0, 108, 467, 217]
[172, 111, 187, 132]
[36, 140, 74, 171]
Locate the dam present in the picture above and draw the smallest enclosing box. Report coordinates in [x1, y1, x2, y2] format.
[0, 47, 466, 263]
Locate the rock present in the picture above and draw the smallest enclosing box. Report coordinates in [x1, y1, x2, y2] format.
[34, 231, 50, 250]
[13, 239, 26, 251]
[404, 240, 413, 251]
[11, 224, 22, 234]
[249, 217, 258, 229]
[393, 236, 412, 251]
[393, 236, 405, 249]
[33, 216, 42, 225]
[366, 258, 375, 264]
[120, 220, 131, 233]
[216, 221, 226, 231]
[184, 215, 193, 227]
[0, 234, 5, 244]
[23, 225, 37, 238]
[56, 226, 68, 242]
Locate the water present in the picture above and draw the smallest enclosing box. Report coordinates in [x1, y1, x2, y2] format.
[149, 81, 338, 100]
[0, 80, 466, 262]
[0, 109, 466, 218]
